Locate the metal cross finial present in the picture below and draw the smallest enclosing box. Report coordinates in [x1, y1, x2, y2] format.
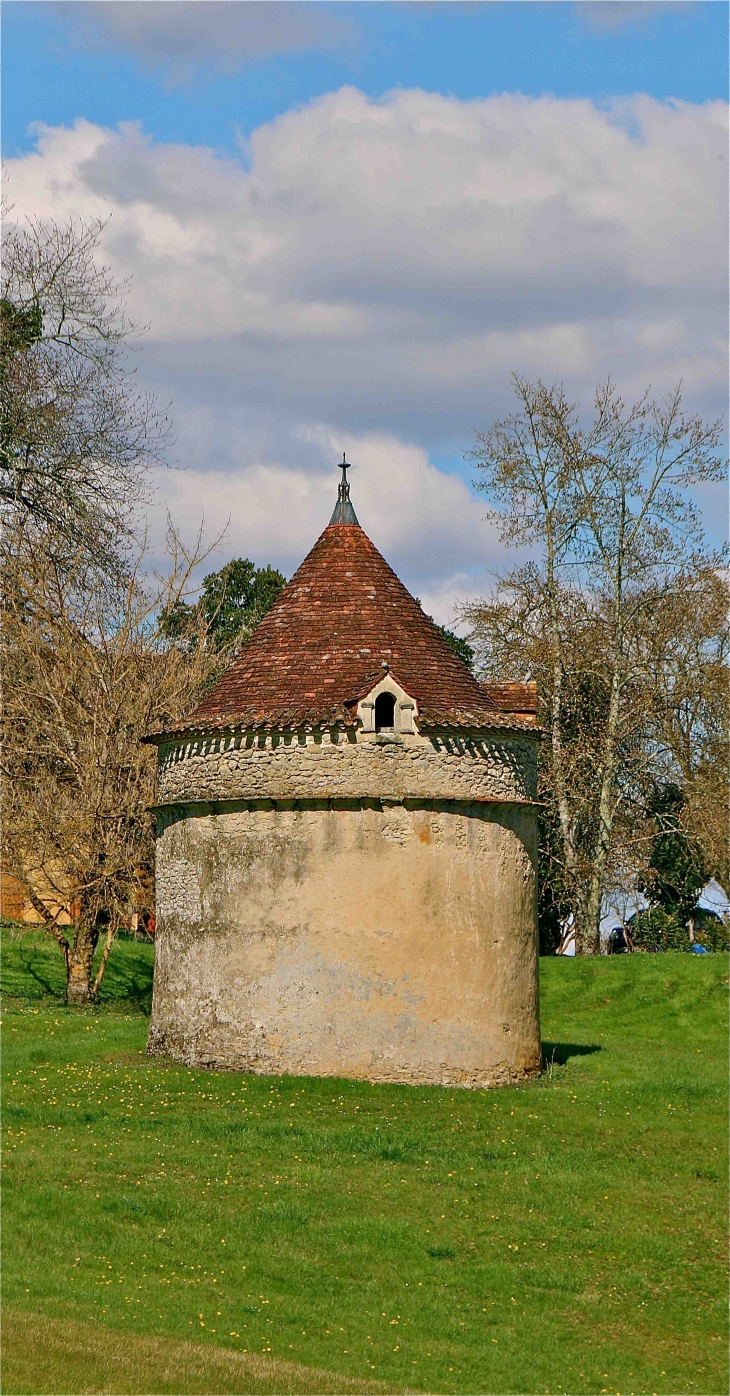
[337, 453, 352, 502]
[328, 451, 360, 525]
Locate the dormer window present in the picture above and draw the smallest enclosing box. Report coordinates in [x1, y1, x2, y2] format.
[357, 673, 418, 734]
[374, 692, 396, 732]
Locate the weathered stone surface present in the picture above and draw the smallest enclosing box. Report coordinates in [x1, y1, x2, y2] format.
[148, 512, 542, 1088]
[148, 795, 541, 1088]
[156, 728, 538, 808]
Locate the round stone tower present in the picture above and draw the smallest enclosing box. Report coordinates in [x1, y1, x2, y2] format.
[145, 462, 541, 1087]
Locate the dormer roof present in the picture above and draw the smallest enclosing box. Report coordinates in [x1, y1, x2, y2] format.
[148, 483, 538, 740]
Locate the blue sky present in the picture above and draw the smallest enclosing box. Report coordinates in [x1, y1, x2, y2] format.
[4, 2, 728, 159]
[4, 2, 728, 617]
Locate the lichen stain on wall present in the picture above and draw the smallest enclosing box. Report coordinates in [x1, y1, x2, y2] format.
[149, 801, 540, 1088]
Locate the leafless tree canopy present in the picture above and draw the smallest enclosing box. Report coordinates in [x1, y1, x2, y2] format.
[1, 215, 169, 564]
[1, 522, 221, 1003]
[0, 214, 249, 1003]
[464, 376, 727, 953]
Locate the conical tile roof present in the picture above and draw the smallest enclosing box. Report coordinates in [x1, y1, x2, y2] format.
[152, 511, 535, 738]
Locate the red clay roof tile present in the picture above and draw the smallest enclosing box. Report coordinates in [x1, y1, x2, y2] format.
[151, 521, 537, 738]
[480, 680, 538, 721]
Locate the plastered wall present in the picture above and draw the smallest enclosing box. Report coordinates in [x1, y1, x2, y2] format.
[148, 798, 541, 1088]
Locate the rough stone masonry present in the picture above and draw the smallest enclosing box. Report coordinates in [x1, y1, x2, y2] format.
[144, 461, 542, 1087]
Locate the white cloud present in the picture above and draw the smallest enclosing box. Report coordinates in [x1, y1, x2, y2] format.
[11, 91, 726, 360]
[49, 1, 354, 80]
[148, 427, 502, 625]
[573, 2, 694, 34]
[7, 87, 728, 599]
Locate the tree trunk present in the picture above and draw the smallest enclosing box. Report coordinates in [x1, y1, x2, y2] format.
[92, 925, 116, 997]
[574, 491, 629, 956]
[66, 919, 99, 1005]
[549, 598, 577, 887]
[22, 883, 72, 971]
[575, 655, 623, 955]
[544, 514, 580, 939]
[579, 872, 606, 956]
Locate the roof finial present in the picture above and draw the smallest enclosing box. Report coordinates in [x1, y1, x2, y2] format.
[329, 451, 360, 526]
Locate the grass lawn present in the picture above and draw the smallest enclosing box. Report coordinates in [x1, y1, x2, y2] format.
[2, 925, 727, 1396]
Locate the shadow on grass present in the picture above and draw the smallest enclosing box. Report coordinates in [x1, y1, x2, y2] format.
[2, 932, 153, 1015]
[15, 949, 62, 998]
[99, 951, 154, 1015]
[541, 1041, 602, 1067]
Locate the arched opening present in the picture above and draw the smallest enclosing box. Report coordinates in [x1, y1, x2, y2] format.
[374, 692, 396, 732]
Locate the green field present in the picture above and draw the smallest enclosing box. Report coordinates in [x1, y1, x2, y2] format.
[2, 926, 727, 1396]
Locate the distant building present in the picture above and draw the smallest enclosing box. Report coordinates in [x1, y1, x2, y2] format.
[144, 461, 541, 1088]
[0, 868, 78, 927]
[553, 881, 730, 956]
[0, 865, 151, 935]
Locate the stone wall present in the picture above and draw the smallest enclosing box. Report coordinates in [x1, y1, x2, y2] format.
[156, 727, 539, 808]
[148, 798, 541, 1088]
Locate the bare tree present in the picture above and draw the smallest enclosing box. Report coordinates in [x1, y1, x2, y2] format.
[1, 523, 220, 1004]
[639, 567, 730, 890]
[467, 565, 728, 948]
[1, 214, 168, 566]
[0, 211, 227, 1002]
[466, 377, 726, 953]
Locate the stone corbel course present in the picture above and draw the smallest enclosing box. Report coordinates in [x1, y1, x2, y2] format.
[156, 727, 538, 809]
